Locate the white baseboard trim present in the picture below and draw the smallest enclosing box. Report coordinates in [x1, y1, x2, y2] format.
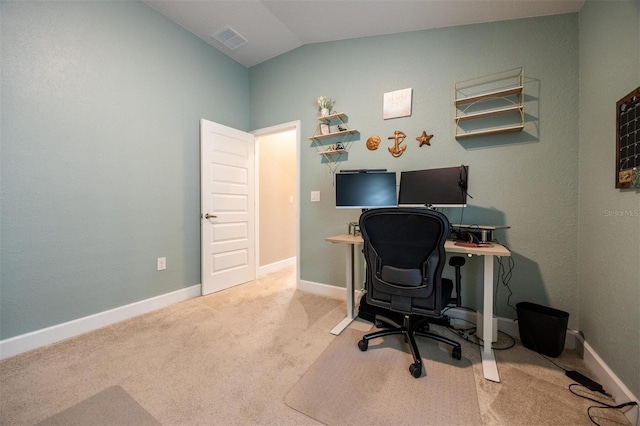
[0, 284, 202, 360]
[578, 335, 639, 426]
[297, 279, 346, 301]
[258, 257, 296, 277]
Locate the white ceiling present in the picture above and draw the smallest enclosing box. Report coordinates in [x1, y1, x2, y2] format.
[144, 0, 585, 68]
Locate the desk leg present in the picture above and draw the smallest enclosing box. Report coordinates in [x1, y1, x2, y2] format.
[481, 254, 500, 382]
[330, 243, 356, 335]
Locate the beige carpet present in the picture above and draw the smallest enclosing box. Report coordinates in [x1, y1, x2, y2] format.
[36, 386, 161, 426]
[286, 325, 481, 425]
[0, 267, 345, 425]
[0, 266, 632, 425]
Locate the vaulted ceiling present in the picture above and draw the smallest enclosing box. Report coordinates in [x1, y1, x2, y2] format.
[144, 1, 585, 68]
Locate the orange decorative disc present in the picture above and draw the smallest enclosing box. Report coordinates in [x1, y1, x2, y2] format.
[366, 135, 381, 150]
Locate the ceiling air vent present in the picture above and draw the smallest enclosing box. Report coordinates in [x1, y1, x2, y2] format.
[212, 26, 247, 50]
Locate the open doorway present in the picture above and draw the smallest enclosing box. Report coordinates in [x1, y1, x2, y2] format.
[252, 121, 300, 281]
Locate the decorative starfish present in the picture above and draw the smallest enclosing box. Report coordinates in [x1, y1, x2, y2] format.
[416, 130, 433, 147]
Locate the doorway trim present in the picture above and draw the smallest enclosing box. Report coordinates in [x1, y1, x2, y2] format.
[251, 120, 301, 286]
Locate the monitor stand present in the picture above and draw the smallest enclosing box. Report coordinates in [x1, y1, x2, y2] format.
[451, 224, 510, 243]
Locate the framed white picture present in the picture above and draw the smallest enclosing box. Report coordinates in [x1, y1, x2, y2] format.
[383, 88, 412, 119]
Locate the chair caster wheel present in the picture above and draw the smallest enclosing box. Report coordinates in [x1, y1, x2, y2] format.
[452, 347, 462, 360]
[409, 363, 422, 378]
[358, 339, 368, 351]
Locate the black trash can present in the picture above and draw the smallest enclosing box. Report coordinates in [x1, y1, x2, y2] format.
[517, 302, 569, 357]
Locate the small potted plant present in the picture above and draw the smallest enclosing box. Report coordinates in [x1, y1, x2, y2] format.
[317, 96, 335, 117]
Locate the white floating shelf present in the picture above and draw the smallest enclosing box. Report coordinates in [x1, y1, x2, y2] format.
[454, 124, 525, 140]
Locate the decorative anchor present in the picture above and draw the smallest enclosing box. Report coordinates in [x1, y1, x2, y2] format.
[388, 130, 407, 157]
[416, 130, 433, 147]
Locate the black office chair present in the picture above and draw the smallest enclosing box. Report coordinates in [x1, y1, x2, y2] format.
[357, 208, 462, 378]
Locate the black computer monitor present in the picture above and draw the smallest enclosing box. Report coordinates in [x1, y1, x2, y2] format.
[335, 170, 397, 209]
[398, 165, 469, 208]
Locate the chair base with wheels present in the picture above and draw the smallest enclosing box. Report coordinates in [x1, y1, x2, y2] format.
[357, 312, 462, 378]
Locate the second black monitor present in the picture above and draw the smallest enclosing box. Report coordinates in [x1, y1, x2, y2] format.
[398, 165, 469, 208]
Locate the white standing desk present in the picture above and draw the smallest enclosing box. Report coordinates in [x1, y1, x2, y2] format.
[325, 233, 511, 383]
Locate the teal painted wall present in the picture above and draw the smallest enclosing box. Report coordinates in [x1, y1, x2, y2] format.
[578, 0, 640, 398]
[2, 0, 637, 401]
[251, 13, 580, 323]
[0, 1, 249, 339]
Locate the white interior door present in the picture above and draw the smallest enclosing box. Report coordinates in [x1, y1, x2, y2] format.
[200, 119, 255, 295]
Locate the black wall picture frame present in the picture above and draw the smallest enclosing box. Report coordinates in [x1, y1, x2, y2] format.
[616, 87, 640, 188]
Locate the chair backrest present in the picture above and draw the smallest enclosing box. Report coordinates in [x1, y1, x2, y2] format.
[359, 208, 450, 316]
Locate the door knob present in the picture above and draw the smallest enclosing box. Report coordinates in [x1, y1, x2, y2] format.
[204, 213, 217, 219]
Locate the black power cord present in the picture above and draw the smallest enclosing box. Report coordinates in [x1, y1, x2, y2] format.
[569, 384, 638, 426]
[444, 310, 638, 424]
[441, 313, 516, 350]
[494, 240, 517, 315]
[536, 351, 639, 425]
